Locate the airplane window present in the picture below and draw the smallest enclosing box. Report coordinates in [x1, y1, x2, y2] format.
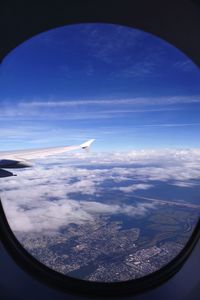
[0, 23, 200, 284]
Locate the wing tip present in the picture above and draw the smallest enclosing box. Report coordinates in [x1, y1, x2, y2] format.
[80, 139, 95, 149]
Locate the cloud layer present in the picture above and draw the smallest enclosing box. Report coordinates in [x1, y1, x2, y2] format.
[1, 148, 200, 233]
[1, 95, 200, 122]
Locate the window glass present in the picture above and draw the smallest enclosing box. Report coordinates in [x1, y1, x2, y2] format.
[0, 23, 200, 282]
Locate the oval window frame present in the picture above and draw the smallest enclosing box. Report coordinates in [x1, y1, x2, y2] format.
[0, 0, 200, 296]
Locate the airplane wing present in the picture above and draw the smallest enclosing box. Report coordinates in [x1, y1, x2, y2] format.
[0, 139, 95, 177]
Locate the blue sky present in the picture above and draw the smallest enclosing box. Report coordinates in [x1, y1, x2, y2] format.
[0, 23, 200, 151]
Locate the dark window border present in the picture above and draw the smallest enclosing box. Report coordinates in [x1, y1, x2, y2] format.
[0, 0, 200, 296]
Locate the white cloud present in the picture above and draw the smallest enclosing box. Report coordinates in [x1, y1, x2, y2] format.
[17, 95, 200, 108]
[1, 188, 155, 233]
[1, 95, 200, 122]
[170, 181, 197, 188]
[117, 183, 153, 193]
[174, 59, 198, 72]
[1, 148, 200, 233]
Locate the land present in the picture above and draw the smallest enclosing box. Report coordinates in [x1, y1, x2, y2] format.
[15, 206, 198, 282]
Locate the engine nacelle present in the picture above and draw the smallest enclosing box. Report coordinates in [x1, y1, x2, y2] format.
[0, 159, 31, 169]
[0, 168, 15, 178]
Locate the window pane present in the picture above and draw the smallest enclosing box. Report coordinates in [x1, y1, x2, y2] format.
[0, 23, 200, 282]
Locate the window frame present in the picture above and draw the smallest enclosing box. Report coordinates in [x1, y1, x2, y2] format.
[0, 0, 200, 296]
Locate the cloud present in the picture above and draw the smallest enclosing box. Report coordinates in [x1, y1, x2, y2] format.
[173, 59, 199, 72]
[1, 164, 156, 233]
[80, 24, 142, 65]
[0, 95, 199, 127]
[170, 181, 198, 188]
[2, 198, 155, 233]
[1, 148, 200, 233]
[117, 183, 153, 193]
[17, 95, 200, 108]
[142, 123, 200, 128]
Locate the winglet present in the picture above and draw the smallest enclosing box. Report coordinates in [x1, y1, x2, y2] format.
[80, 139, 95, 150]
